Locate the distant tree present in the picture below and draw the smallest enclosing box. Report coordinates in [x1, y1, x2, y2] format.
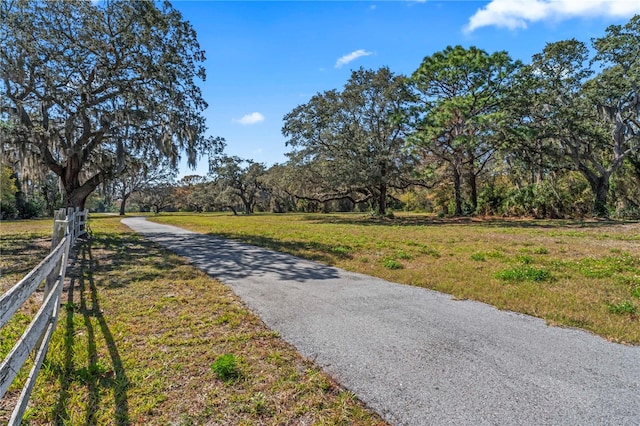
[209, 155, 266, 214]
[174, 175, 209, 212]
[411, 46, 520, 215]
[283, 67, 424, 216]
[260, 164, 299, 213]
[136, 183, 176, 214]
[112, 158, 176, 215]
[1, 0, 212, 209]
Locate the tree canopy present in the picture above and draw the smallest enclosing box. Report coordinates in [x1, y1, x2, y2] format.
[411, 46, 520, 215]
[283, 67, 427, 215]
[1, 0, 212, 208]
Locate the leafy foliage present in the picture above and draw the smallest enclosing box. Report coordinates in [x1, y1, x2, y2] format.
[283, 67, 427, 216]
[209, 153, 267, 214]
[495, 266, 551, 282]
[1, 0, 212, 208]
[411, 46, 520, 216]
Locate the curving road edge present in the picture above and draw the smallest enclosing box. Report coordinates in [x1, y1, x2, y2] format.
[122, 217, 640, 426]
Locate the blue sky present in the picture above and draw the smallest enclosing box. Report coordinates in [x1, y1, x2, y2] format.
[174, 0, 640, 178]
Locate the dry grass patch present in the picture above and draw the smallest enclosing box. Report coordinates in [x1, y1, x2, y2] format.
[1, 215, 385, 425]
[149, 212, 640, 344]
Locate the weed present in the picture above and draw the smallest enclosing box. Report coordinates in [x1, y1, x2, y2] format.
[486, 249, 505, 259]
[418, 245, 441, 258]
[533, 247, 549, 255]
[331, 246, 351, 255]
[64, 301, 78, 312]
[470, 253, 486, 261]
[496, 266, 551, 282]
[74, 361, 111, 384]
[211, 353, 241, 381]
[250, 391, 268, 415]
[382, 258, 403, 270]
[517, 255, 533, 265]
[579, 253, 638, 279]
[632, 286, 640, 299]
[608, 301, 638, 315]
[396, 250, 413, 260]
[214, 312, 242, 327]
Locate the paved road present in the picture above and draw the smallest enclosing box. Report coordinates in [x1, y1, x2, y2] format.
[122, 217, 640, 426]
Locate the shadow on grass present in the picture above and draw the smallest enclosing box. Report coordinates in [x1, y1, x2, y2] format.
[0, 235, 50, 279]
[53, 238, 130, 425]
[91, 233, 183, 286]
[300, 214, 638, 229]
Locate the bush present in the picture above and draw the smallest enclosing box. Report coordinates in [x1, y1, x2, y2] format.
[18, 198, 43, 219]
[613, 205, 640, 220]
[0, 200, 18, 220]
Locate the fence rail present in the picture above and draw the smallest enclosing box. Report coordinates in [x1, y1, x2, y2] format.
[0, 207, 88, 425]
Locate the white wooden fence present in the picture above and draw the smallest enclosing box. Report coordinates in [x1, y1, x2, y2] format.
[0, 207, 88, 425]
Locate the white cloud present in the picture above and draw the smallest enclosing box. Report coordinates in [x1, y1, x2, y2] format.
[464, 0, 640, 33]
[335, 49, 373, 68]
[233, 112, 265, 125]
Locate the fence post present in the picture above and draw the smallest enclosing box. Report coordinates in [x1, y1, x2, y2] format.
[74, 207, 80, 239]
[82, 208, 89, 236]
[44, 209, 68, 298]
[66, 207, 75, 242]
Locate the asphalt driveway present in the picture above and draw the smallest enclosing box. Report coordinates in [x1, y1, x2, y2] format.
[122, 217, 639, 425]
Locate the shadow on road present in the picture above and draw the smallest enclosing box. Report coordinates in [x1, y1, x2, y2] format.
[142, 232, 342, 283]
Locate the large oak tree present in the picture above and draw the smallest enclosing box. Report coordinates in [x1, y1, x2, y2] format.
[283, 67, 423, 216]
[505, 17, 639, 217]
[1, 0, 211, 208]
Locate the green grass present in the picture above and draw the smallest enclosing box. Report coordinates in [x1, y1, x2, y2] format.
[495, 266, 551, 282]
[382, 258, 403, 270]
[147, 212, 640, 344]
[608, 301, 638, 316]
[1, 215, 386, 425]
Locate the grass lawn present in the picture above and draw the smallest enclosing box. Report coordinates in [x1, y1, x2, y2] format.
[1, 215, 386, 425]
[147, 212, 640, 345]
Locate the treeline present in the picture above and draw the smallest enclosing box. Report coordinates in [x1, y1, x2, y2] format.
[1, 4, 638, 220]
[275, 17, 639, 219]
[166, 15, 638, 219]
